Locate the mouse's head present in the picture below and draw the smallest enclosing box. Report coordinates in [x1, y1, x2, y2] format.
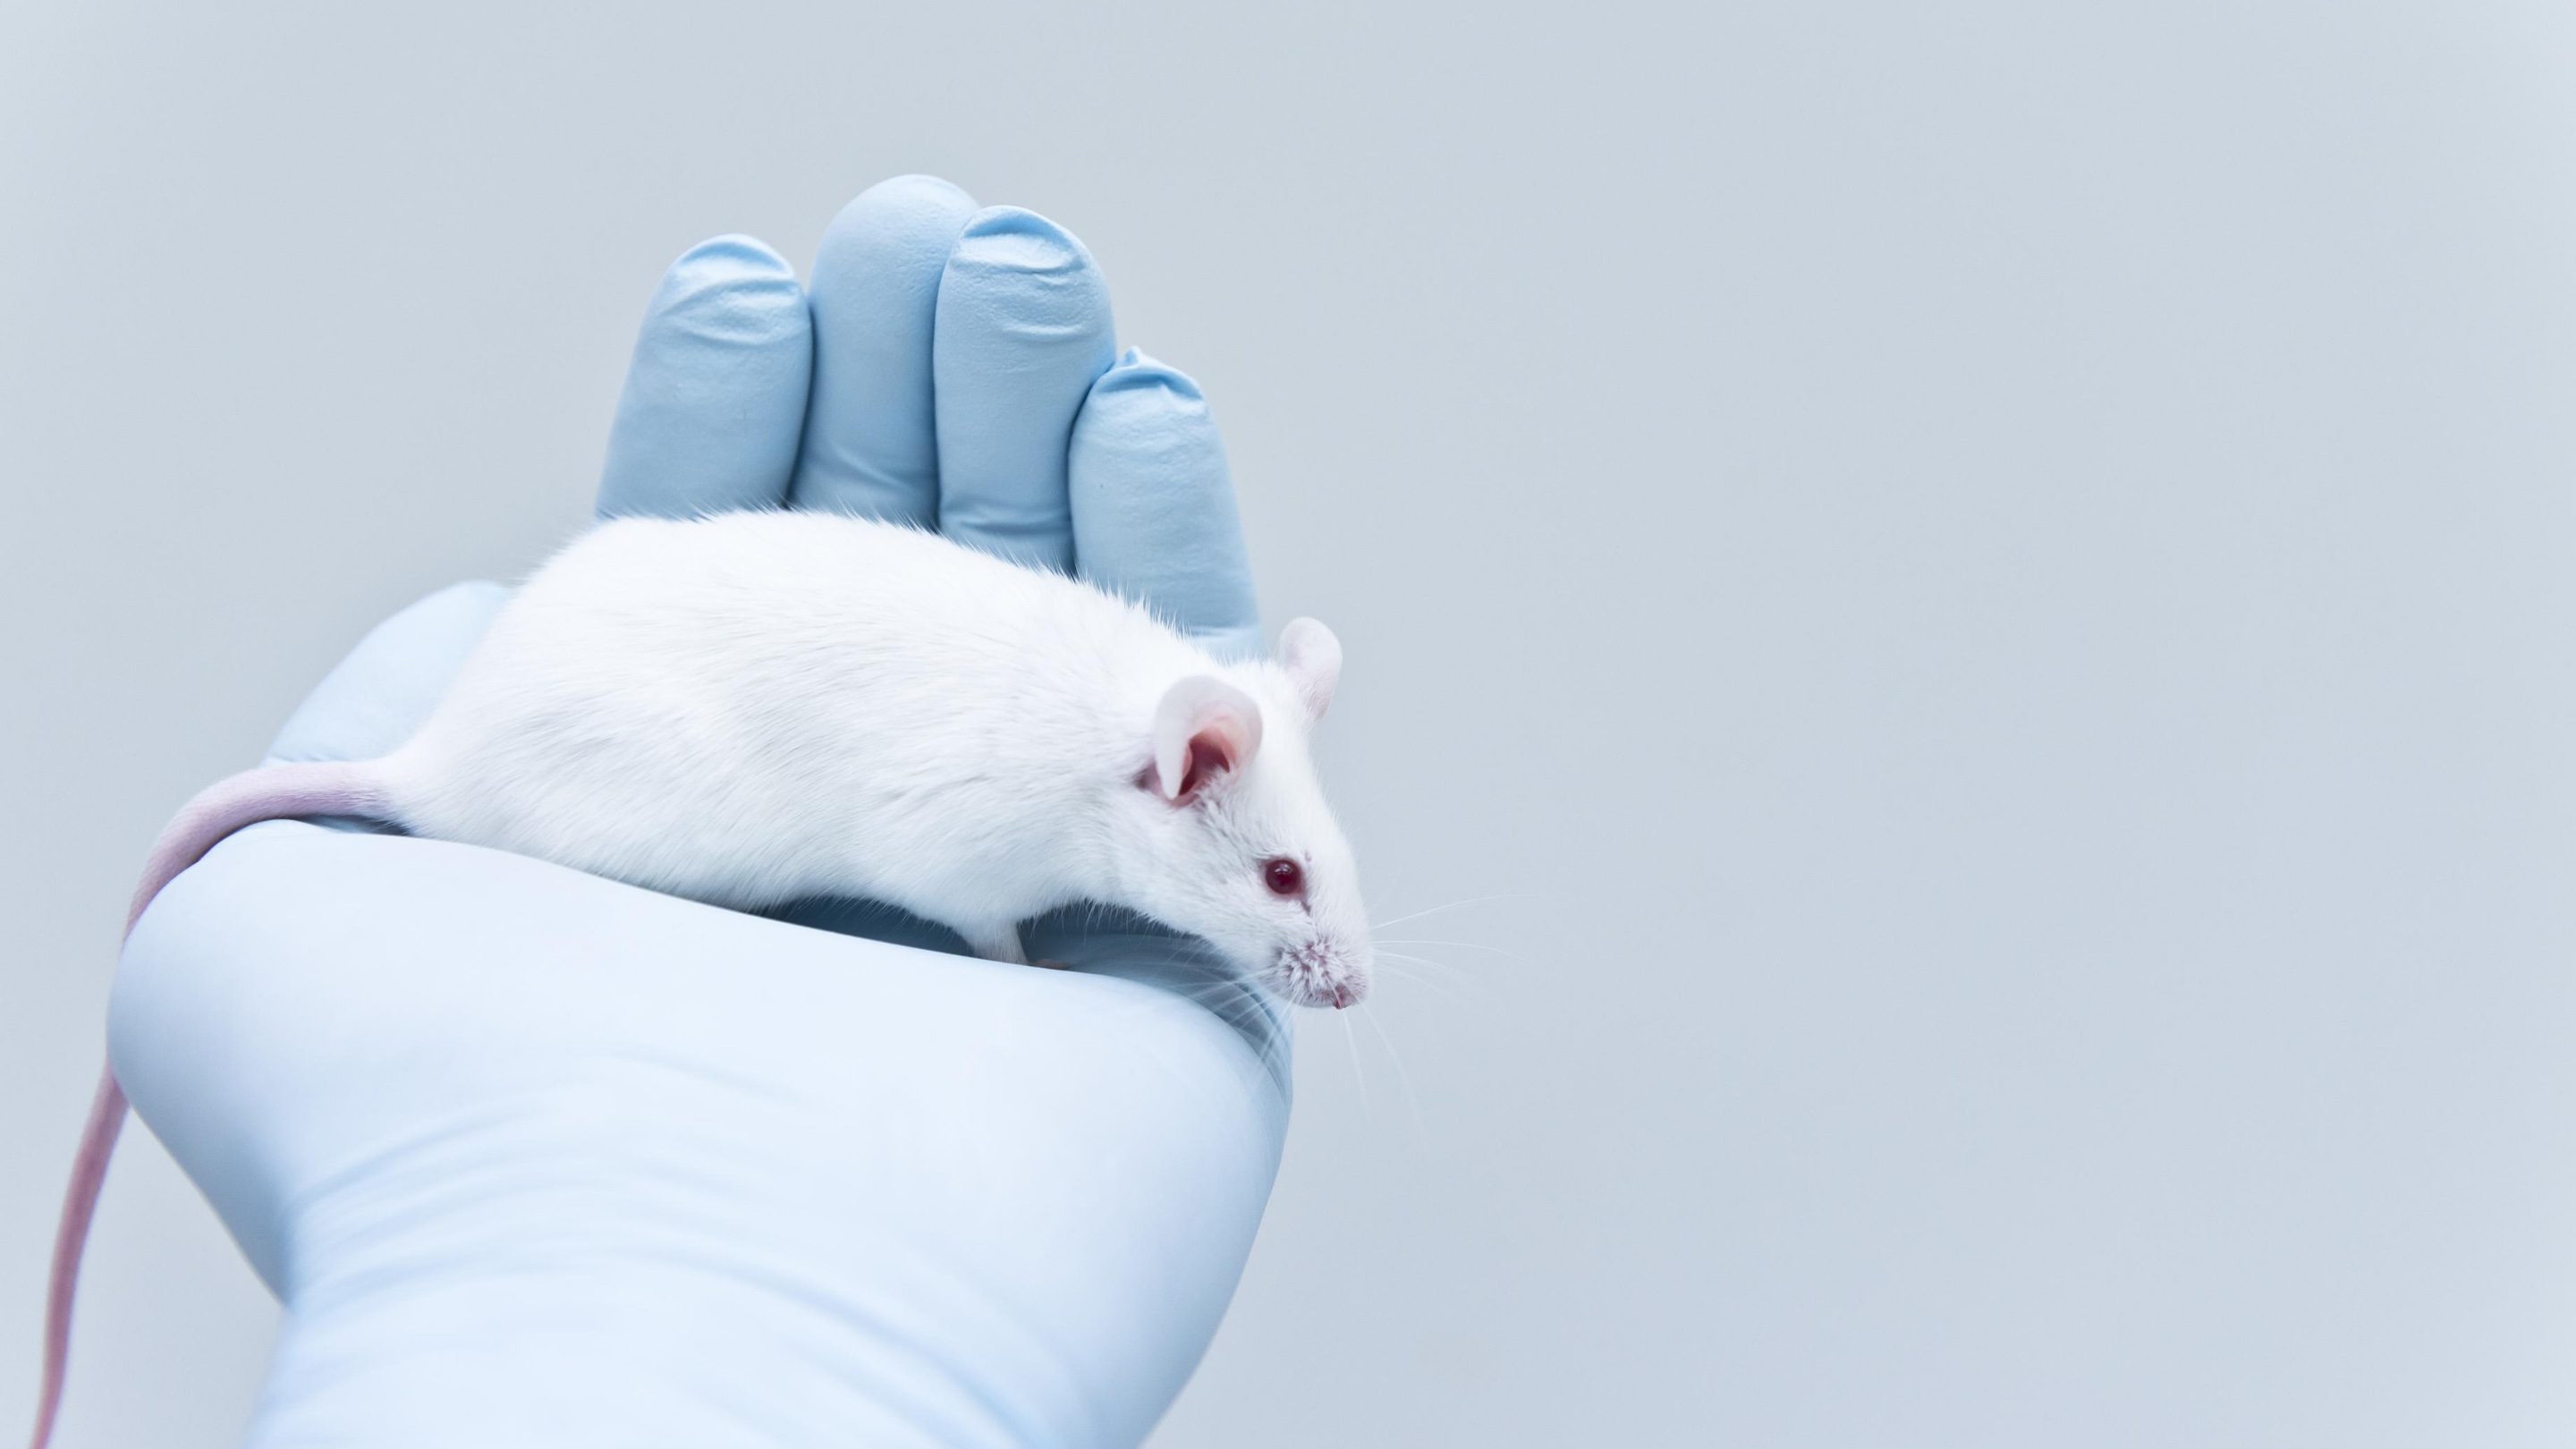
[1121, 618, 1371, 1009]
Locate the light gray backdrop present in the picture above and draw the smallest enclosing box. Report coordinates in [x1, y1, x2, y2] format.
[4, 1, 2573, 1445]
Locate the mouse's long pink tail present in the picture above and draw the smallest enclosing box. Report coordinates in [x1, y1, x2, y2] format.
[123, 759, 390, 935]
[30, 1071, 124, 1449]
[32, 759, 389, 1449]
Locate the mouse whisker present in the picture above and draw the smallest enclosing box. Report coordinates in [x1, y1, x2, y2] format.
[1337, 1011, 1373, 1128]
[1355, 1003, 1427, 1140]
[1371, 950, 1475, 979]
[1368, 894, 1523, 933]
[1371, 951, 1470, 977]
[1370, 962, 1478, 1004]
[1371, 937, 1530, 961]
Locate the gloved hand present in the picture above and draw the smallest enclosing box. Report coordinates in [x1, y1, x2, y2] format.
[103, 175, 1293, 1448]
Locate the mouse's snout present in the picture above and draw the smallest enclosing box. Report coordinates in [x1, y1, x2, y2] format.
[1274, 936, 1372, 1010]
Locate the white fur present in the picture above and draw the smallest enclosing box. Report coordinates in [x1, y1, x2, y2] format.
[375, 511, 1372, 1007]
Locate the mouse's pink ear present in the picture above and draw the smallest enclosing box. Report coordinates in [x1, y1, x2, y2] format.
[1278, 618, 1342, 723]
[1151, 676, 1266, 803]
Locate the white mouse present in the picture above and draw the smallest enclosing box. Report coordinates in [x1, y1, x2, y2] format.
[28, 508, 1370, 1449]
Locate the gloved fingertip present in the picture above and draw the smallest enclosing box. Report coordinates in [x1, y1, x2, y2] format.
[599, 233, 812, 521]
[932, 205, 1114, 572]
[1068, 346, 1261, 654]
[952, 206, 1097, 277]
[855, 173, 978, 214]
[792, 179, 975, 523]
[648, 235, 809, 350]
[672, 233, 796, 276]
[809, 179, 979, 292]
[1088, 349, 1206, 405]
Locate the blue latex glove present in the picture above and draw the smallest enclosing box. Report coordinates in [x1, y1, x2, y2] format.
[102, 175, 1292, 1448]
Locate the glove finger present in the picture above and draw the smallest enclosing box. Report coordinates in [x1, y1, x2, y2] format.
[932, 207, 1118, 572]
[595, 236, 811, 521]
[787, 175, 979, 525]
[1069, 349, 1264, 660]
[264, 582, 511, 766]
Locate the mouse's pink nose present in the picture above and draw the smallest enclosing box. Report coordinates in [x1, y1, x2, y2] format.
[1326, 980, 1356, 1010]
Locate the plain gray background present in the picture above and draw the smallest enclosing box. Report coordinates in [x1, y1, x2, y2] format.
[4, 0, 2573, 1444]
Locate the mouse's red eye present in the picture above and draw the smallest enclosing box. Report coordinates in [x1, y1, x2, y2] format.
[1264, 858, 1305, 896]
